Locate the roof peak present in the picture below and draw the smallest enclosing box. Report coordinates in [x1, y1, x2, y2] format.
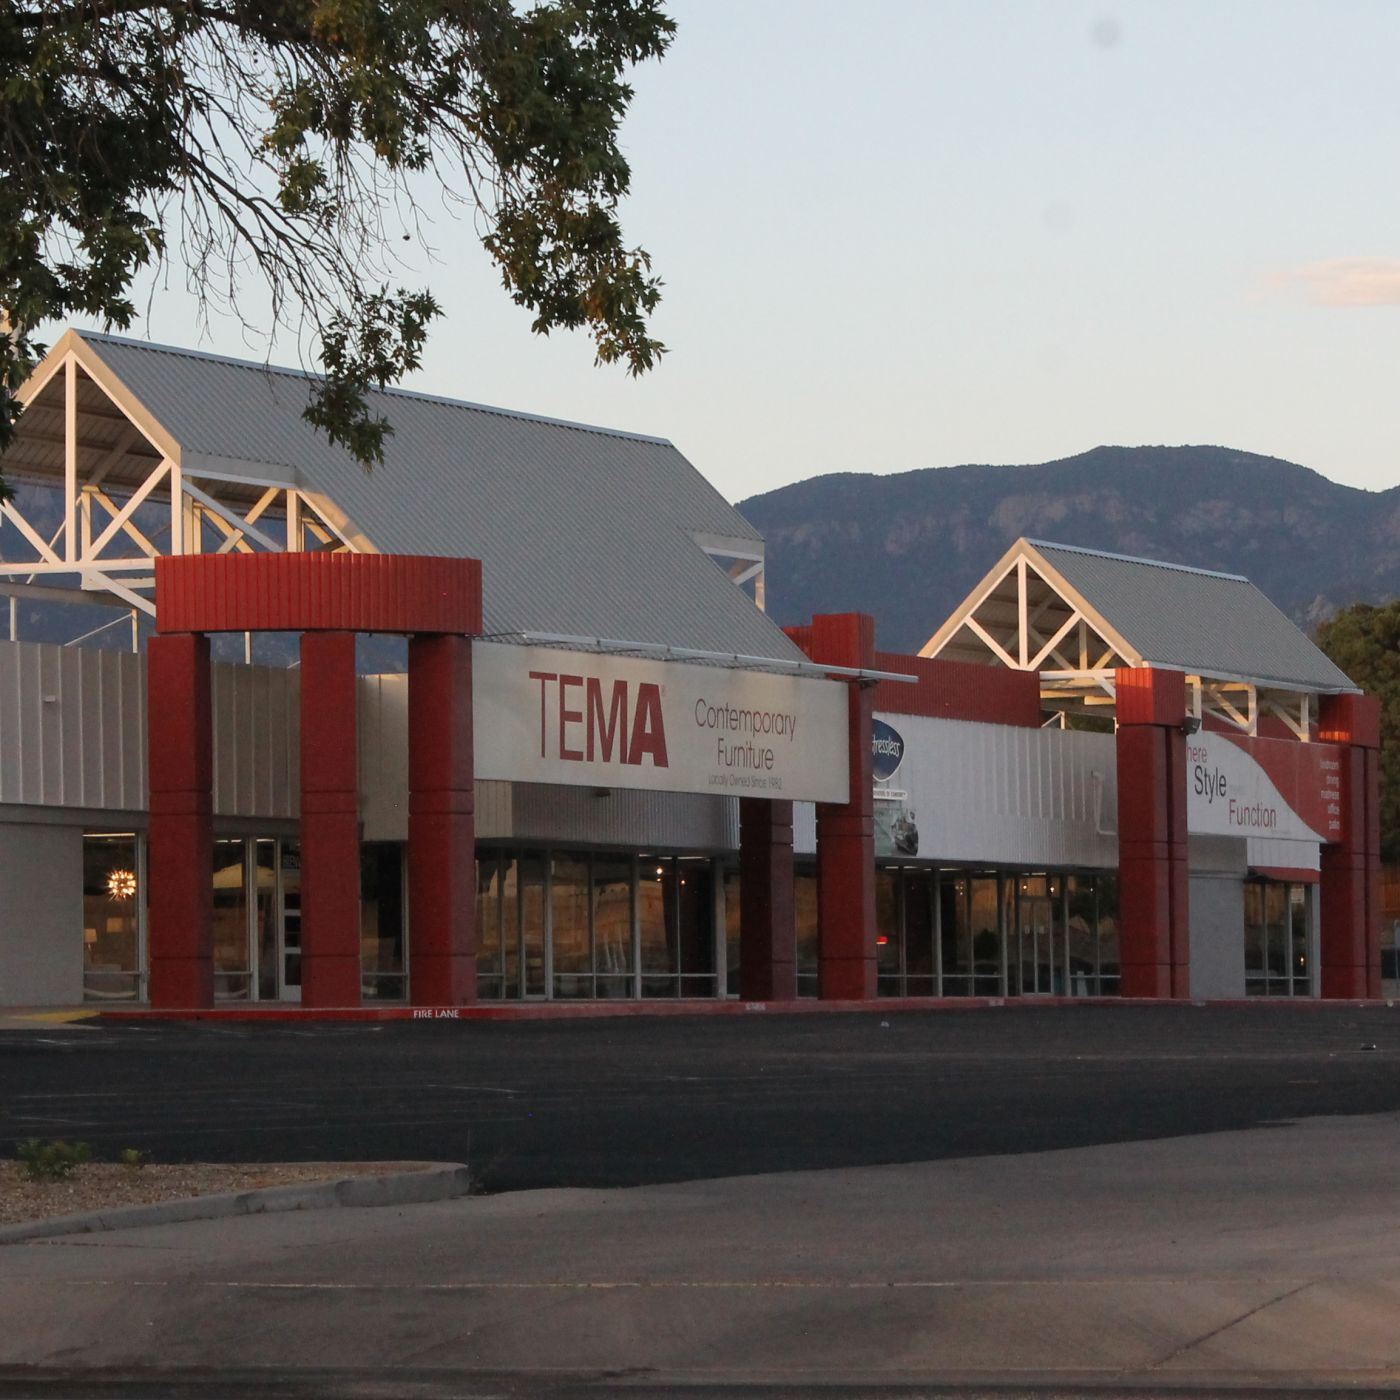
[74, 329, 675, 448]
[1025, 538, 1249, 583]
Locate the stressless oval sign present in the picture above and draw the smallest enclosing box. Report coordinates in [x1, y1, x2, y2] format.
[872, 718, 904, 781]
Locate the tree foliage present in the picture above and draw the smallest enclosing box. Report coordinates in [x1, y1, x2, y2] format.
[0, 0, 674, 479]
[1315, 600, 1400, 864]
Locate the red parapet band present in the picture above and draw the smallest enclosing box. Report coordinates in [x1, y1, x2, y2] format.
[155, 552, 482, 635]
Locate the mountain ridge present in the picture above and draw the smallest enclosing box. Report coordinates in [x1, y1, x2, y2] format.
[737, 445, 1400, 655]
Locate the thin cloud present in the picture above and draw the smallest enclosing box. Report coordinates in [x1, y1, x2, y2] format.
[1268, 257, 1400, 306]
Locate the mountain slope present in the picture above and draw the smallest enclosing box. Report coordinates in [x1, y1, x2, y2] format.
[737, 446, 1400, 654]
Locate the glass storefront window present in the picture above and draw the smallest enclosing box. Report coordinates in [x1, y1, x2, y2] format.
[476, 846, 719, 1001]
[82, 833, 141, 1001]
[874, 866, 1120, 1000]
[279, 840, 302, 998]
[593, 855, 634, 998]
[795, 868, 819, 997]
[940, 875, 971, 997]
[638, 857, 671, 996]
[552, 854, 592, 998]
[212, 838, 250, 1000]
[971, 877, 1001, 996]
[361, 842, 407, 1001]
[255, 840, 278, 1002]
[521, 853, 547, 997]
[476, 853, 504, 1001]
[875, 869, 900, 995]
[1095, 873, 1120, 995]
[724, 868, 741, 997]
[1245, 878, 1311, 997]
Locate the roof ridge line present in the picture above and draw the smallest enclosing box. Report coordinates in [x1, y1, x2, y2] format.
[1025, 538, 1250, 583]
[75, 329, 675, 447]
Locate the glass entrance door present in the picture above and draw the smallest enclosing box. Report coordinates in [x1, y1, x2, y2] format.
[1016, 876, 1062, 995]
[211, 836, 302, 1001]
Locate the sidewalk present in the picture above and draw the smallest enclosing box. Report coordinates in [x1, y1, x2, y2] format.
[3, 1111, 1399, 1388]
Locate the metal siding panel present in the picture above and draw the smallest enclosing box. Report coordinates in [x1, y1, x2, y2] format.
[251, 666, 270, 815]
[155, 553, 483, 636]
[0, 644, 17, 802]
[37, 644, 60, 805]
[96, 652, 117, 807]
[212, 663, 233, 815]
[130, 651, 148, 810]
[878, 712, 1117, 869]
[509, 783, 737, 852]
[60, 648, 85, 808]
[474, 779, 512, 839]
[271, 667, 292, 818]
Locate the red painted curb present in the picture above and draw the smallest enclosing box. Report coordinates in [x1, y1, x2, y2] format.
[96, 995, 1398, 1023]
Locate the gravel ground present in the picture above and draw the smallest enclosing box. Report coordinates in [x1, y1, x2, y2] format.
[0, 1160, 431, 1227]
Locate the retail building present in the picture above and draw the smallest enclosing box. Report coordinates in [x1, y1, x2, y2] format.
[0, 331, 1387, 1010]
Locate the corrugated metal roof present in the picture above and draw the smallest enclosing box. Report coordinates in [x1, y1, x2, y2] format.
[76, 333, 801, 659]
[1029, 540, 1356, 692]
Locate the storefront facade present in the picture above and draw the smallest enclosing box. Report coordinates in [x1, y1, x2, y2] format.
[0, 331, 1385, 1009]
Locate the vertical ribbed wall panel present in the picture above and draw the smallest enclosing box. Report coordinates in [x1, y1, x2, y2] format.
[358, 673, 409, 841]
[156, 553, 483, 635]
[211, 662, 299, 819]
[510, 783, 738, 852]
[871, 712, 1119, 869]
[475, 780, 512, 839]
[0, 640, 146, 811]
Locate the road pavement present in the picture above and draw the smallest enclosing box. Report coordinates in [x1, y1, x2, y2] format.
[1, 1110, 1398, 1393]
[3, 1003, 1399, 1190]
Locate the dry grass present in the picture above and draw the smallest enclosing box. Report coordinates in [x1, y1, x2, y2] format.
[0, 1159, 434, 1227]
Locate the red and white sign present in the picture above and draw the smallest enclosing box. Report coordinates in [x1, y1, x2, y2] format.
[472, 641, 850, 802]
[1185, 730, 1344, 843]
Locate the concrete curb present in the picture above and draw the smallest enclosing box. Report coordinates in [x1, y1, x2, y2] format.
[0, 1162, 471, 1245]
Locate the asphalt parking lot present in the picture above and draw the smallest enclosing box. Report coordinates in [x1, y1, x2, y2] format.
[3, 1003, 1399, 1191]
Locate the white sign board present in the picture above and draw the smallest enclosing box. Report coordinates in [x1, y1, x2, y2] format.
[473, 641, 850, 803]
[1184, 731, 1327, 842]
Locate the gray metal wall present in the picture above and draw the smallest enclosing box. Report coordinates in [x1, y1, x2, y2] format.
[0, 818, 83, 1005]
[1188, 834, 1248, 999]
[0, 640, 145, 810]
[0, 639, 299, 819]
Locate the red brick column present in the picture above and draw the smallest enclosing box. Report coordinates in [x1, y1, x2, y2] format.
[1319, 694, 1382, 999]
[739, 797, 796, 1000]
[299, 630, 362, 1007]
[147, 632, 214, 1008]
[1115, 667, 1190, 999]
[809, 613, 877, 1000]
[408, 633, 476, 1005]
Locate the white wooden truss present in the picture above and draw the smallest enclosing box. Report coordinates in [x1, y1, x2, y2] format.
[0, 331, 376, 641]
[918, 539, 1317, 738]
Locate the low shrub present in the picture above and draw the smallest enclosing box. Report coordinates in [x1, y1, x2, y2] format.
[15, 1138, 92, 1182]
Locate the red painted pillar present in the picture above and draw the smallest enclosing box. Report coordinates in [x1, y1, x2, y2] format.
[1115, 667, 1190, 999]
[408, 633, 476, 1005]
[147, 632, 214, 1008]
[739, 797, 796, 1000]
[300, 630, 362, 1007]
[1319, 694, 1382, 999]
[808, 613, 877, 1000]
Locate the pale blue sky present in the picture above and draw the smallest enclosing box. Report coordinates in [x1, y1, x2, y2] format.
[123, 1, 1400, 502]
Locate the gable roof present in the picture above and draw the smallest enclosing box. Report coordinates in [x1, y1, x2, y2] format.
[922, 538, 1357, 694]
[12, 330, 799, 660]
